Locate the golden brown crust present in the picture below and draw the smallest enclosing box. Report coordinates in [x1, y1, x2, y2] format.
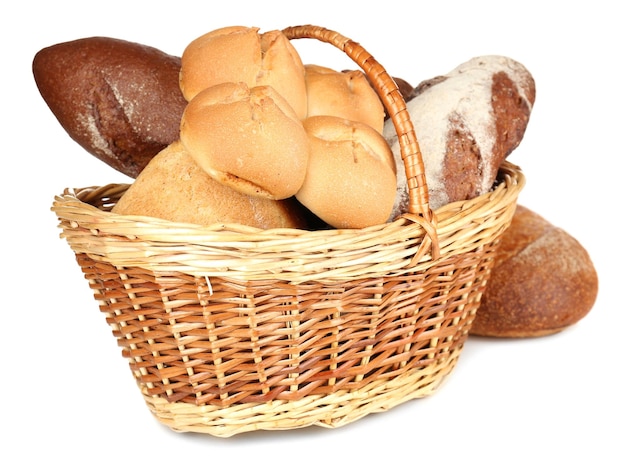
[305, 64, 385, 133]
[179, 82, 310, 200]
[180, 26, 307, 119]
[470, 205, 598, 338]
[297, 116, 397, 229]
[33, 36, 187, 178]
[112, 141, 309, 229]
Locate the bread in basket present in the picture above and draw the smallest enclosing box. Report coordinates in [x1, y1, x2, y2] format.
[51, 25, 525, 437]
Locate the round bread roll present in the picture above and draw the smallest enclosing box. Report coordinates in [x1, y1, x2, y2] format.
[470, 205, 598, 338]
[32, 36, 187, 178]
[180, 26, 307, 119]
[297, 116, 397, 229]
[305, 64, 385, 133]
[180, 82, 310, 200]
[112, 141, 309, 229]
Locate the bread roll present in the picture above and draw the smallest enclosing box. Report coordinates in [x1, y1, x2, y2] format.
[471, 205, 598, 338]
[180, 26, 307, 119]
[297, 116, 397, 229]
[179, 82, 310, 200]
[112, 141, 309, 229]
[32, 36, 187, 178]
[385, 55, 536, 218]
[305, 65, 385, 133]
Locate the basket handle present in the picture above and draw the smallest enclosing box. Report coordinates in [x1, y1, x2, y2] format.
[282, 25, 433, 224]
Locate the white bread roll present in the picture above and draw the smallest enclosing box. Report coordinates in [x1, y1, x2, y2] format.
[112, 140, 309, 229]
[180, 82, 310, 200]
[296, 116, 397, 229]
[304, 64, 385, 133]
[180, 26, 307, 119]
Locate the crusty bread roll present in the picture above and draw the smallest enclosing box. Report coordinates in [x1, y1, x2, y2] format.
[180, 26, 307, 119]
[32, 36, 187, 178]
[296, 116, 397, 229]
[470, 205, 598, 338]
[112, 140, 309, 229]
[180, 82, 310, 200]
[385, 55, 535, 218]
[305, 64, 385, 133]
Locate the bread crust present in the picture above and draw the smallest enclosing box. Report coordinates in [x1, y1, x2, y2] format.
[297, 116, 397, 229]
[112, 141, 309, 229]
[305, 64, 385, 133]
[470, 205, 598, 338]
[180, 82, 310, 200]
[385, 55, 536, 218]
[180, 26, 307, 119]
[33, 36, 187, 178]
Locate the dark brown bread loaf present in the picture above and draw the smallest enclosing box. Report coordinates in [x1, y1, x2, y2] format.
[33, 37, 187, 178]
[385, 55, 536, 219]
[470, 205, 598, 338]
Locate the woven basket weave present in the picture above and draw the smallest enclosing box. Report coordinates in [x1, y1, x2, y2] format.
[51, 25, 525, 437]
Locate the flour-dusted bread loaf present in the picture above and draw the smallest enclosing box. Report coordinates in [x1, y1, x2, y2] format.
[385, 55, 536, 219]
[33, 37, 187, 178]
[112, 141, 310, 229]
[470, 205, 598, 338]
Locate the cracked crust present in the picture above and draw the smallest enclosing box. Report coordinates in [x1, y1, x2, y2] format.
[385, 55, 536, 218]
[471, 205, 598, 338]
[33, 36, 187, 178]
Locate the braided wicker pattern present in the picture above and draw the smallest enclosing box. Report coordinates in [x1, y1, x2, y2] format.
[50, 25, 526, 436]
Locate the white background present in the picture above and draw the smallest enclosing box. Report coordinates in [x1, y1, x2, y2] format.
[3, 1, 624, 456]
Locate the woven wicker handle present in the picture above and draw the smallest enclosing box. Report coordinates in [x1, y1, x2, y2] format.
[283, 25, 433, 222]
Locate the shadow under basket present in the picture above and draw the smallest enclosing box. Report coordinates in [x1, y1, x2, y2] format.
[50, 25, 525, 437]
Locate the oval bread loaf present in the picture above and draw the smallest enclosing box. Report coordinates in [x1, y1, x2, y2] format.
[385, 55, 536, 218]
[471, 205, 598, 338]
[112, 141, 310, 229]
[32, 37, 187, 178]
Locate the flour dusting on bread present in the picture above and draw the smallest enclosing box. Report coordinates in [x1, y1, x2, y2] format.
[385, 55, 535, 218]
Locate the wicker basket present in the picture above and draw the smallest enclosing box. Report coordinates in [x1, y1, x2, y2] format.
[51, 25, 525, 437]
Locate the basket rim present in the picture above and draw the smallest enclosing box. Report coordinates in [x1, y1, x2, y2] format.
[51, 161, 524, 282]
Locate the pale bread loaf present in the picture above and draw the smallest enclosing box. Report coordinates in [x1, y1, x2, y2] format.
[112, 140, 309, 229]
[385, 55, 535, 218]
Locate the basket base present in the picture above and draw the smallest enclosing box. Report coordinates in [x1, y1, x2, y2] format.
[142, 345, 461, 437]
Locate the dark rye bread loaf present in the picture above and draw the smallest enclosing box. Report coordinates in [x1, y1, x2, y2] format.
[33, 37, 187, 178]
[471, 205, 598, 338]
[385, 55, 536, 219]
